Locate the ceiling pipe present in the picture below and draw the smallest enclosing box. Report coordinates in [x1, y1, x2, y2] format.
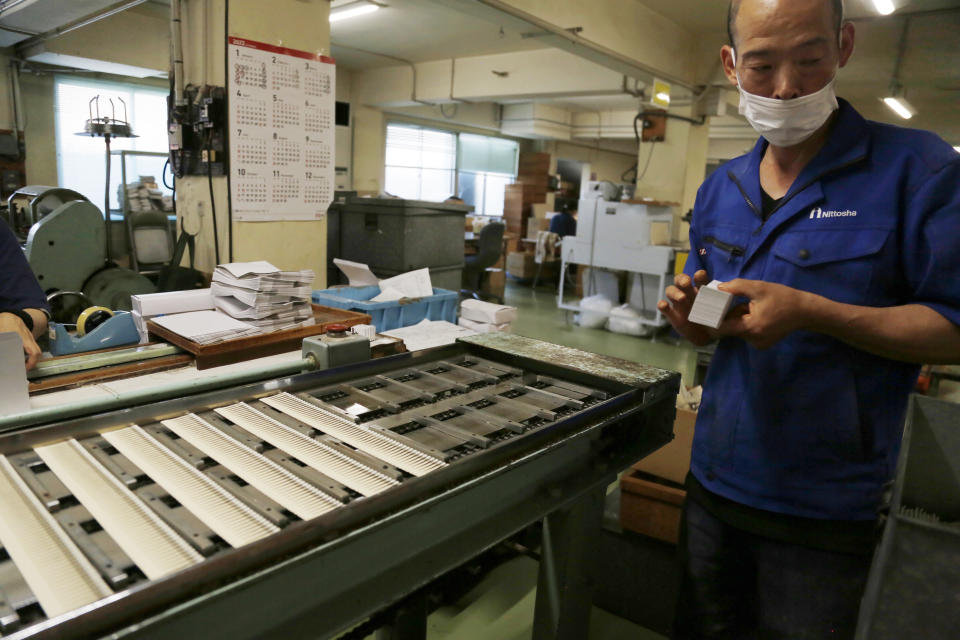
[439, 0, 695, 91]
[14, 0, 150, 55]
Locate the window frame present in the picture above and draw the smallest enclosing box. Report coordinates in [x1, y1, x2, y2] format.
[383, 120, 520, 216]
[54, 75, 170, 218]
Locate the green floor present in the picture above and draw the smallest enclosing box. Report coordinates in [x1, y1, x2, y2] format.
[504, 279, 699, 386]
[358, 280, 686, 640]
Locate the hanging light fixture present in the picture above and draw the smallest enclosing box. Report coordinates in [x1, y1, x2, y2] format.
[871, 0, 896, 15]
[883, 16, 916, 120]
[330, 1, 381, 23]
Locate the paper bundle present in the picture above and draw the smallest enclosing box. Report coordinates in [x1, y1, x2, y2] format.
[457, 299, 516, 334]
[151, 310, 260, 345]
[333, 259, 434, 302]
[118, 175, 172, 213]
[212, 261, 316, 332]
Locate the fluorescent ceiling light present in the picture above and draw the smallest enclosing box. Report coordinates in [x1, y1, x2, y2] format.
[22, 50, 164, 78]
[872, 0, 896, 15]
[883, 96, 915, 119]
[330, 3, 379, 22]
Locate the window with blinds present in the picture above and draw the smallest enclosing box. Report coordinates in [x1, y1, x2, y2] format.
[384, 123, 457, 201]
[457, 133, 518, 217]
[55, 77, 170, 217]
[384, 123, 518, 216]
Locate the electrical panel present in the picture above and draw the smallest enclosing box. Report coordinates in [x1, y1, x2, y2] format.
[168, 84, 227, 177]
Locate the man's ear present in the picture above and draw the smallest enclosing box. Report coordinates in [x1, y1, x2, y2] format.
[721, 45, 738, 87]
[839, 22, 856, 68]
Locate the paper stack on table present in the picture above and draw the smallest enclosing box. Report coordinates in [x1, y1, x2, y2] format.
[151, 310, 260, 345]
[131, 288, 214, 343]
[211, 261, 316, 332]
[457, 299, 517, 334]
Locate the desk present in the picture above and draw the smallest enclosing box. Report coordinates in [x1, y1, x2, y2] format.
[464, 231, 514, 259]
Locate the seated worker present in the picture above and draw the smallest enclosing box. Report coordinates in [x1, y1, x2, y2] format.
[1, 219, 50, 369]
[548, 204, 577, 238]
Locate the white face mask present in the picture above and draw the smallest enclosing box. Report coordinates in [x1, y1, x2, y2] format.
[732, 50, 839, 148]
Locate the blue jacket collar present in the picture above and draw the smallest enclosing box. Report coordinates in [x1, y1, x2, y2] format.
[726, 98, 872, 217]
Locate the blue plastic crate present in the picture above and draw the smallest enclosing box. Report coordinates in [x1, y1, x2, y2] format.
[312, 286, 458, 332]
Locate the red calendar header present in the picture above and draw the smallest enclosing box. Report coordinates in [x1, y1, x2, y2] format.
[229, 36, 335, 64]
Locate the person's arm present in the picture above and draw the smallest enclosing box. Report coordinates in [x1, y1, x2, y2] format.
[716, 279, 960, 363]
[0, 308, 47, 369]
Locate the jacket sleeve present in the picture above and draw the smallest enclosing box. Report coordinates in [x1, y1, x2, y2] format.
[0, 219, 50, 313]
[902, 156, 960, 326]
[683, 189, 706, 279]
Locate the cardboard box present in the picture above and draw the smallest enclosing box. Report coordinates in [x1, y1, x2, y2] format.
[619, 471, 685, 544]
[633, 407, 697, 485]
[649, 221, 670, 246]
[480, 267, 505, 298]
[506, 251, 537, 279]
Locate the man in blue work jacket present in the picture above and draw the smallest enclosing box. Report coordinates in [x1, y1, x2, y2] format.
[657, 0, 960, 637]
[1, 219, 49, 369]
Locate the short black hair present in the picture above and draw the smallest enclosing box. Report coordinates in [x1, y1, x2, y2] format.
[727, 0, 844, 48]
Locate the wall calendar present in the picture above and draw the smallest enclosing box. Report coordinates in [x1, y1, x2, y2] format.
[228, 36, 335, 222]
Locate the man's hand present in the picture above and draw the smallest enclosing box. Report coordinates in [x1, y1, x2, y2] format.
[716, 279, 814, 350]
[658, 270, 714, 346]
[0, 312, 42, 370]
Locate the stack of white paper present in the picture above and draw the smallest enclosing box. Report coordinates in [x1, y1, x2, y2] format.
[211, 261, 316, 332]
[131, 289, 214, 343]
[687, 281, 734, 329]
[381, 319, 476, 352]
[151, 310, 260, 345]
[457, 299, 517, 334]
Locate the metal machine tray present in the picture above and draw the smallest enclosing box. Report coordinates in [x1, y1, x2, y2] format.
[0, 333, 679, 640]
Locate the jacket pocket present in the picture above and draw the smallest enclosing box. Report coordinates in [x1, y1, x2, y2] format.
[768, 228, 890, 304]
[699, 227, 751, 281]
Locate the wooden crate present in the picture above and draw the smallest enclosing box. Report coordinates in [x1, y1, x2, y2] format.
[619, 469, 685, 544]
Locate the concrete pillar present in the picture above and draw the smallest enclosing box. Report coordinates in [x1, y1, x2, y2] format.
[352, 105, 385, 196]
[633, 105, 709, 242]
[176, 0, 330, 284]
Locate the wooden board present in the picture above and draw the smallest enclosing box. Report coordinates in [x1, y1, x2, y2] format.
[147, 305, 372, 370]
[29, 354, 195, 394]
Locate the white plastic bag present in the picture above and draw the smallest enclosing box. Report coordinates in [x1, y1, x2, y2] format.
[607, 304, 645, 336]
[576, 294, 613, 329]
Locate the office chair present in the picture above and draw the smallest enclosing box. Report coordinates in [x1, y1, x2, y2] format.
[461, 221, 505, 302]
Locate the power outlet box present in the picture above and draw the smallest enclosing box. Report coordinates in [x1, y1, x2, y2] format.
[169, 85, 227, 177]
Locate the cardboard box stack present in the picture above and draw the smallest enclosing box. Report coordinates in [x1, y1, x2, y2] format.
[458, 299, 516, 333]
[619, 385, 701, 544]
[480, 268, 506, 299]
